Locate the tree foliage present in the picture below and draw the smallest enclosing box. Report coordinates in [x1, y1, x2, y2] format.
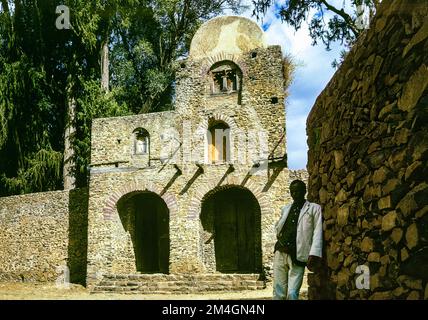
[0, 0, 66, 195]
[252, 0, 380, 50]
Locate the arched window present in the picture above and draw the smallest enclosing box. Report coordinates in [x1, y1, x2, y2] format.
[134, 128, 150, 155]
[208, 121, 230, 163]
[209, 61, 242, 95]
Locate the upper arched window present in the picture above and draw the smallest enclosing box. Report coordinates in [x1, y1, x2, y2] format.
[133, 128, 150, 155]
[209, 61, 242, 95]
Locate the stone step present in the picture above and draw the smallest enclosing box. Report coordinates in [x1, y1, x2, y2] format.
[91, 273, 266, 294]
[103, 273, 262, 281]
[98, 279, 264, 286]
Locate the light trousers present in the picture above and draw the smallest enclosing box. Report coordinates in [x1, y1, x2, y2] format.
[273, 251, 305, 300]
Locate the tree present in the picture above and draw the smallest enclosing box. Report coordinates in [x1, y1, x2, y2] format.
[0, 0, 65, 195]
[252, 0, 380, 51]
[0, 0, 125, 194]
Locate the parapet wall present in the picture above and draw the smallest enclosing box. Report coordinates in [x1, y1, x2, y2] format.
[307, 0, 428, 299]
[0, 189, 88, 284]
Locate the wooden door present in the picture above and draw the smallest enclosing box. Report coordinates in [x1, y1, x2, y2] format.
[215, 191, 239, 271]
[214, 189, 256, 272]
[236, 192, 255, 271]
[135, 193, 169, 273]
[157, 199, 170, 274]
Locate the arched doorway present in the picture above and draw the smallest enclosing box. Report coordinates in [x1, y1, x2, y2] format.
[201, 186, 262, 273]
[117, 192, 169, 273]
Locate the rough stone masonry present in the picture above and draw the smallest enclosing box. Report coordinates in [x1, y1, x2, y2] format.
[307, 0, 428, 300]
[0, 189, 88, 284]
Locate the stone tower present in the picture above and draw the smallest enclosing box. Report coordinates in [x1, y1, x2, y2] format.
[86, 16, 291, 292]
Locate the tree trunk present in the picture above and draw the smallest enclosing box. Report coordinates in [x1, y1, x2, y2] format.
[63, 85, 76, 190]
[1, 0, 13, 33]
[101, 37, 109, 92]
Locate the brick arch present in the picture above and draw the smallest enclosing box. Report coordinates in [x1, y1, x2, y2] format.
[187, 179, 269, 221]
[197, 112, 239, 132]
[102, 182, 178, 221]
[200, 52, 247, 76]
[195, 112, 240, 164]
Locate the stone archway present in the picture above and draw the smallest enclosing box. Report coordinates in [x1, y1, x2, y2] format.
[200, 185, 262, 273]
[116, 191, 170, 274]
[195, 113, 239, 165]
[102, 181, 178, 221]
[200, 53, 248, 77]
[187, 178, 269, 221]
[100, 182, 178, 274]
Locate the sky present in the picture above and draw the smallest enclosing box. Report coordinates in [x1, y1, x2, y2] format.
[235, 1, 348, 169]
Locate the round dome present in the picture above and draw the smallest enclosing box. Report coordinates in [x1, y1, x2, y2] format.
[189, 16, 267, 59]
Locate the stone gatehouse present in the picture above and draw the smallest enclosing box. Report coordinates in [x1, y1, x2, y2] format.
[85, 16, 293, 290]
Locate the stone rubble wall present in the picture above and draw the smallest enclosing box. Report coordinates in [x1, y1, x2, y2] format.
[289, 169, 309, 185]
[307, 0, 428, 300]
[0, 189, 88, 284]
[91, 111, 178, 167]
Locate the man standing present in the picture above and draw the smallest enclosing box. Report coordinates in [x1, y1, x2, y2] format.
[273, 179, 323, 300]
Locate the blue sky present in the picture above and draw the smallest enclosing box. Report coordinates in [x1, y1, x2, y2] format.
[236, 1, 347, 169]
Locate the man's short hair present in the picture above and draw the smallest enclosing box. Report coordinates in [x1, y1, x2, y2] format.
[290, 179, 306, 190]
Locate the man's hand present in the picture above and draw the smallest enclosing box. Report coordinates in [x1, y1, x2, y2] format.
[307, 255, 323, 273]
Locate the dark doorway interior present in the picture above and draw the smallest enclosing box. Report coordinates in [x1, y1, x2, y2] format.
[201, 187, 262, 273]
[117, 192, 169, 273]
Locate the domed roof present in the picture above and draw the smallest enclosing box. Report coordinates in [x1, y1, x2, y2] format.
[189, 16, 267, 59]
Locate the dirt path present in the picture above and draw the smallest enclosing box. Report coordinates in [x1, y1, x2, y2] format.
[0, 281, 308, 300]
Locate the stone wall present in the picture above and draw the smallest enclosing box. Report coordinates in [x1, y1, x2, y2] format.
[0, 189, 88, 285]
[91, 111, 178, 168]
[289, 169, 309, 185]
[307, 1, 428, 299]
